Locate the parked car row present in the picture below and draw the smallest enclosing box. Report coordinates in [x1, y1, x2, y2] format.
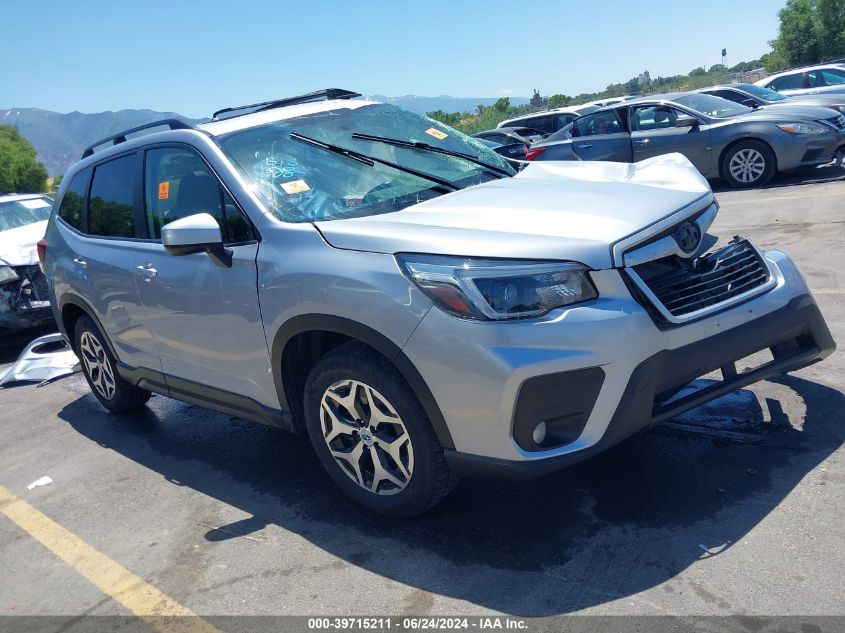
[466, 62, 845, 188]
[526, 91, 845, 187]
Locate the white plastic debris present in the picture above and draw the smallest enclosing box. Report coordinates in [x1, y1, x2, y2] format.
[27, 476, 53, 490]
[0, 333, 78, 388]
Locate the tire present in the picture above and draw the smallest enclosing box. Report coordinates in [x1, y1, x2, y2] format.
[722, 140, 776, 188]
[74, 315, 151, 413]
[303, 341, 458, 517]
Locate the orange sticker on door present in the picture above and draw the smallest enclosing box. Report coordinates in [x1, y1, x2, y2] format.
[425, 127, 448, 141]
[158, 181, 170, 200]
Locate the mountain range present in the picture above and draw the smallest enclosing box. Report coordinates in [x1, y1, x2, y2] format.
[2, 95, 530, 177]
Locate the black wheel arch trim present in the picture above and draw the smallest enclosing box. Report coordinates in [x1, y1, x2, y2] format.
[271, 314, 455, 450]
[57, 293, 118, 358]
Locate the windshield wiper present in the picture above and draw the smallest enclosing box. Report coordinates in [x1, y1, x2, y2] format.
[351, 133, 512, 177]
[288, 132, 460, 192]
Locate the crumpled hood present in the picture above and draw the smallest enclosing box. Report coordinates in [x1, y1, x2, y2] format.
[0, 221, 47, 266]
[315, 153, 712, 270]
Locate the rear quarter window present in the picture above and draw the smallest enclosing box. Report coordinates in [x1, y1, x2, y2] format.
[57, 169, 91, 231]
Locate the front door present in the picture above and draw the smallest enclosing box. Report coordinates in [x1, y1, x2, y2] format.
[134, 145, 276, 409]
[629, 105, 713, 174]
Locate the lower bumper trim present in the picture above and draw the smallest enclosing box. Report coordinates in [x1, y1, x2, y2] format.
[446, 292, 835, 480]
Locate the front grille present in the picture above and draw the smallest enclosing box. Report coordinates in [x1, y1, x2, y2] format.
[826, 114, 845, 131]
[631, 238, 771, 320]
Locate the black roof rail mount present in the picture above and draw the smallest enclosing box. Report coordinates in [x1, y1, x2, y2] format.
[82, 119, 195, 159]
[212, 88, 361, 121]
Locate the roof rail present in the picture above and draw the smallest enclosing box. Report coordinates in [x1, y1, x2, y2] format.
[212, 88, 361, 121]
[81, 119, 195, 159]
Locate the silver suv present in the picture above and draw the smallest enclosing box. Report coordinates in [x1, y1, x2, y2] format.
[43, 89, 835, 516]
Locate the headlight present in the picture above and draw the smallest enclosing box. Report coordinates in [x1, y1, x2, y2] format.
[0, 266, 20, 285]
[397, 255, 598, 320]
[776, 122, 829, 135]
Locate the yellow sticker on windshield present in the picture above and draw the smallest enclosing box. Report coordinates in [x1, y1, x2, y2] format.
[281, 179, 311, 194]
[158, 181, 170, 200]
[425, 127, 448, 141]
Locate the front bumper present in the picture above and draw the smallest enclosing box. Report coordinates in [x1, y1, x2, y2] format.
[401, 248, 835, 478]
[774, 129, 843, 170]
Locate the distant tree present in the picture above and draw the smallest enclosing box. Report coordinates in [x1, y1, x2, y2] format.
[689, 67, 707, 77]
[529, 89, 545, 108]
[51, 173, 64, 192]
[492, 97, 511, 112]
[0, 125, 49, 193]
[769, 0, 845, 70]
[708, 64, 727, 73]
[547, 94, 572, 108]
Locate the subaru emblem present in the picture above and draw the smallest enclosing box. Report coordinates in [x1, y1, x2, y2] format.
[674, 221, 701, 254]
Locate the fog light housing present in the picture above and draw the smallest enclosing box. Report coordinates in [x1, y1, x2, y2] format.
[532, 421, 547, 445]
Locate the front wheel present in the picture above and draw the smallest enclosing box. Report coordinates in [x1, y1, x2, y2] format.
[303, 342, 457, 517]
[722, 140, 776, 188]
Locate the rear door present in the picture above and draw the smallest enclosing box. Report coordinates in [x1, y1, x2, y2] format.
[570, 110, 632, 162]
[629, 105, 713, 174]
[133, 144, 275, 408]
[64, 152, 162, 371]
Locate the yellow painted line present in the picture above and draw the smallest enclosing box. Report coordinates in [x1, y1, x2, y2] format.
[0, 484, 222, 633]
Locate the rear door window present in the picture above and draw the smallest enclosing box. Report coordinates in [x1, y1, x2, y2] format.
[57, 169, 90, 231]
[574, 111, 624, 136]
[144, 147, 253, 243]
[88, 155, 137, 238]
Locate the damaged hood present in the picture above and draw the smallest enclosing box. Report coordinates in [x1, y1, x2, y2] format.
[315, 153, 713, 270]
[0, 221, 47, 266]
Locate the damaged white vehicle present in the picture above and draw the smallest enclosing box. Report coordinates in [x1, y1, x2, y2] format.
[0, 194, 55, 331]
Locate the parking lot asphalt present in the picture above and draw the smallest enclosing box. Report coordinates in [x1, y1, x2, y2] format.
[0, 166, 843, 621]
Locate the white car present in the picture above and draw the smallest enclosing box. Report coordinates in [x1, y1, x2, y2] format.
[0, 194, 55, 330]
[497, 104, 599, 137]
[756, 63, 845, 96]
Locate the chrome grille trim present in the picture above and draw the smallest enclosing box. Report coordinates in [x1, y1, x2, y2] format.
[627, 237, 777, 325]
[610, 192, 714, 267]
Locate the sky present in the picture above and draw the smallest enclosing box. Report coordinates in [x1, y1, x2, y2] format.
[1, 0, 784, 118]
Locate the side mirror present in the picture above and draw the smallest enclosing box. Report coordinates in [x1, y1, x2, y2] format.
[161, 213, 232, 267]
[675, 114, 699, 128]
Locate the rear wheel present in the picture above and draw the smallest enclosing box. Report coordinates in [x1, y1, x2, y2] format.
[303, 342, 457, 517]
[74, 315, 151, 413]
[722, 140, 776, 188]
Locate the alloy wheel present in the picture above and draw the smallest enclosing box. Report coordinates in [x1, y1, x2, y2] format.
[729, 148, 766, 183]
[319, 379, 414, 495]
[79, 331, 116, 400]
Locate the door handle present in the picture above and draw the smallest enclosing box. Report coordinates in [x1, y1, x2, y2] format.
[73, 257, 86, 268]
[577, 143, 593, 149]
[635, 138, 650, 144]
[135, 263, 157, 281]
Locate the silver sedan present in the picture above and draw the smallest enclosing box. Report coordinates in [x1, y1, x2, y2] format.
[527, 92, 845, 188]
